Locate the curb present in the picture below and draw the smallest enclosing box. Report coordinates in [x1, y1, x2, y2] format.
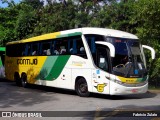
[148, 90, 160, 93]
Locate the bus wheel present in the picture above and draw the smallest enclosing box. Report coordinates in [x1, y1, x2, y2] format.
[21, 73, 28, 88]
[14, 73, 21, 87]
[75, 78, 90, 97]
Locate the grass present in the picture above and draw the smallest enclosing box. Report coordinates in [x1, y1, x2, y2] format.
[148, 85, 160, 90]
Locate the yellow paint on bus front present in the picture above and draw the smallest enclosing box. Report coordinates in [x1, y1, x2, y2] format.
[117, 76, 138, 84]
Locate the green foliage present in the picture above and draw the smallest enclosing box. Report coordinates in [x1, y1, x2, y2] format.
[131, 0, 160, 83]
[0, 6, 18, 45]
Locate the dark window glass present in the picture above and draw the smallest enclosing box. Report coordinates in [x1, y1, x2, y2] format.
[85, 34, 104, 54]
[6, 35, 87, 59]
[31, 43, 39, 56]
[27, 44, 32, 56]
[6, 44, 25, 57]
[96, 45, 109, 72]
[53, 39, 68, 55]
[76, 38, 87, 58]
[41, 41, 52, 55]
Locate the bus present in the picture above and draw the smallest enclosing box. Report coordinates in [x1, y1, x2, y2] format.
[5, 27, 155, 96]
[0, 47, 5, 78]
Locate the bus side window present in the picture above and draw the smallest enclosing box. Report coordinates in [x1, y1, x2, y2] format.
[41, 42, 51, 56]
[61, 39, 68, 55]
[22, 44, 27, 56]
[54, 39, 68, 55]
[87, 37, 95, 54]
[27, 44, 32, 56]
[96, 46, 109, 72]
[75, 38, 87, 59]
[52, 41, 60, 55]
[68, 40, 74, 54]
[31, 43, 39, 56]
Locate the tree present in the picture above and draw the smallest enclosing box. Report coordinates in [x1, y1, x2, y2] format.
[0, 3, 18, 45]
[131, 0, 160, 86]
[15, 0, 44, 39]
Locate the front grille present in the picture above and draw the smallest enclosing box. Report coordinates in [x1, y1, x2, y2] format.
[122, 81, 147, 87]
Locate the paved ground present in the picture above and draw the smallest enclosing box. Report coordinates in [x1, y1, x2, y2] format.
[0, 80, 160, 120]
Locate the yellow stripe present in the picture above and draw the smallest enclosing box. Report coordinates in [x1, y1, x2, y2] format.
[7, 32, 61, 44]
[117, 76, 138, 84]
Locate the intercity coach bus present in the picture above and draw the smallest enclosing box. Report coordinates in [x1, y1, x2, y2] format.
[5, 27, 155, 96]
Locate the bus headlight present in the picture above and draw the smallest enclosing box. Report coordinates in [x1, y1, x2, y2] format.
[113, 79, 123, 85]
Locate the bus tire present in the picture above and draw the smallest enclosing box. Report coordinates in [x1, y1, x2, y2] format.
[14, 73, 21, 87]
[75, 78, 90, 97]
[21, 73, 28, 88]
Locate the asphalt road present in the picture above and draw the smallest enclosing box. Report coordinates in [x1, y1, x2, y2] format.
[0, 80, 160, 120]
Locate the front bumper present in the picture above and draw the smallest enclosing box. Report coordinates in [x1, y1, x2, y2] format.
[110, 81, 148, 95]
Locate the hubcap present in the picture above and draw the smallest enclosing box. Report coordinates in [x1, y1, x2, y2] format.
[79, 83, 87, 93]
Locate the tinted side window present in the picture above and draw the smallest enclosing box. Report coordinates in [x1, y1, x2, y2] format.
[96, 46, 109, 72]
[53, 39, 68, 55]
[68, 36, 87, 59]
[75, 38, 87, 58]
[51, 35, 87, 59]
[31, 43, 39, 56]
[85, 34, 104, 54]
[6, 44, 25, 57]
[6, 35, 88, 58]
[41, 41, 52, 55]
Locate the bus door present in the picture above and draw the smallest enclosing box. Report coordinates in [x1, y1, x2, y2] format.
[92, 44, 111, 94]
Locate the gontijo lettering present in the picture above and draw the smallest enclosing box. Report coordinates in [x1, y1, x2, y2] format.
[17, 59, 38, 65]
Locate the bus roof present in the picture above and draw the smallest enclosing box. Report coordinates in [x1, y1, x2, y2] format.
[0, 47, 5, 51]
[7, 27, 138, 45]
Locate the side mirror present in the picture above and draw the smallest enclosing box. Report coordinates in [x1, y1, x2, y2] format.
[142, 45, 155, 59]
[95, 41, 115, 57]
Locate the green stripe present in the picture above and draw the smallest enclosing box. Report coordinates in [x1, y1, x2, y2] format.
[137, 76, 147, 82]
[0, 47, 5, 51]
[0, 57, 2, 66]
[36, 56, 70, 81]
[56, 32, 82, 38]
[45, 55, 70, 80]
[36, 56, 58, 80]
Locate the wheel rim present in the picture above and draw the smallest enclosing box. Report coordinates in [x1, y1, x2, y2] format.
[79, 82, 87, 93]
[21, 75, 27, 86]
[22, 78, 25, 85]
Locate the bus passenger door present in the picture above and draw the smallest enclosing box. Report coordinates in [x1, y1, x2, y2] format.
[92, 45, 110, 94]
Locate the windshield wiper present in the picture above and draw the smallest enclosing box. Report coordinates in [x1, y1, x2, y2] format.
[124, 56, 132, 77]
[124, 42, 134, 78]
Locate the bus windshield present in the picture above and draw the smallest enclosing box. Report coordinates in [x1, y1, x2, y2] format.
[105, 37, 147, 78]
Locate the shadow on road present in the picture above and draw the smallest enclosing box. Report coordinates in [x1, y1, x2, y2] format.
[15, 83, 77, 96]
[0, 80, 159, 119]
[89, 91, 157, 100]
[8, 80, 157, 101]
[0, 79, 158, 109]
[82, 105, 160, 119]
[0, 80, 59, 108]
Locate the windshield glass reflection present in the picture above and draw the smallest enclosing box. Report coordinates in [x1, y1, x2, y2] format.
[105, 37, 147, 78]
